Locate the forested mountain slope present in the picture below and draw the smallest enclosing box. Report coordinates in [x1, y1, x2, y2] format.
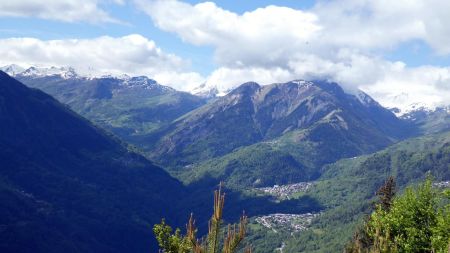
[15, 71, 205, 149]
[0, 71, 186, 253]
[282, 130, 450, 252]
[152, 80, 415, 188]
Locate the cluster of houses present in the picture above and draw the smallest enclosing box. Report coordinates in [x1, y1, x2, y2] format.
[255, 213, 319, 234]
[433, 181, 450, 188]
[257, 182, 314, 199]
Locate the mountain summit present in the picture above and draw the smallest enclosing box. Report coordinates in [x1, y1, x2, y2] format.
[151, 80, 414, 170]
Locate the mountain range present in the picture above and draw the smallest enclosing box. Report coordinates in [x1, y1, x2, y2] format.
[149, 80, 415, 187]
[1, 65, 450, 253]
[0, 70, 322, 252]
[400, 105, 450, 134]
[4, 67, 419, 188]
[6, 66, 206, 151]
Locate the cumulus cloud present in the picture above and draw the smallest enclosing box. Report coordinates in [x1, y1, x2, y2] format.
[287, 50, 450, 109]
[138, 0, 450, 61]
[0, 35, 205, 90]
[314, 0, 450, 55]
[0, 0, 121, 23]
[202, 51, 450, 111]
[206, 67, 295, 92]
[136, 0, 321, 68]
[153, 71, 205, 91]
[361, 64, 450, 110]
[135, 0, 450, 110]
[3, 0, 450, 110]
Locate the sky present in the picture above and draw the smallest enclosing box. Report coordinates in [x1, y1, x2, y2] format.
[1, 0, 450, 111]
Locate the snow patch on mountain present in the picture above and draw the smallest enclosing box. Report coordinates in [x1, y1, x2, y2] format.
[1, 65, 79, 79]
[191, 82, 229, 98]
[121, 76, 175, 92]
[355, 90, 380, 107]
[389, 102, 442, 117]
[373, 91, 447, 117]
[0, 65, 174, 91]
[2, 64, 445, 115]
[0, 64, 25, 76]
[0, 64, 133, 80]
[291, 80, 314, 88]
[399, 104, 450, 121]
[23, 66, 78, 79]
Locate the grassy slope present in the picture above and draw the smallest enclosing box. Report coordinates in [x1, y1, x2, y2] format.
[175, 120, 400, 190]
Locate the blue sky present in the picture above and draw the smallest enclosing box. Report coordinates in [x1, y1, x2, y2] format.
[1, 0, 450, 111]
[1, 0, 448, 74]
[0, 0, 318, 75]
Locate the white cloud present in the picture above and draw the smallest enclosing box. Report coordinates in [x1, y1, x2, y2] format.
[2, 0, 450, 110]
[287, 50, 450, 111]
[206, 67, 294, 92]
[135, 0, 450, 110]
[153, 71, 205, 91]
[0, 0, 121, 23]
[314, 0, 450, 55]
[136, 0, 321, 68]
[139, 0, 450, 58]
[135, 0, 450, 67]
[0, 35, 205, 90]
[361, 65, 450, 110]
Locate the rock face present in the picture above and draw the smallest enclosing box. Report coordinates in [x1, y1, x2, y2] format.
[151, 80, 414, 167]
[0, 71, 186, 253]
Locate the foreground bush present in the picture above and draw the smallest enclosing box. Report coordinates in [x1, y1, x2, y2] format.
[346, 177, 450, 253]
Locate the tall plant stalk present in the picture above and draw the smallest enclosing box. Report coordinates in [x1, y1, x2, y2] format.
[154, 184, 251, 253]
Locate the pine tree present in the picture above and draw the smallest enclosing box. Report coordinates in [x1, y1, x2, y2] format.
[376, 176, 396, 212]
[154, 184, 251, 253]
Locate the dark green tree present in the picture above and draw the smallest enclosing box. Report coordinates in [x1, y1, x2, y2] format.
[376, 176, 396, 212]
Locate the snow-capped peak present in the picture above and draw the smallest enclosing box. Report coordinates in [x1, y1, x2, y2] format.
[374, 91, 445, 117]
[0, 64, 177, 91]
[390, 101, 450, 119]
[0, 64, 26, 76]
[2, 65, 79, 79]
[118, 76, 174, 92]
[28, 66, 76, 79]
[355, 90, 379, 107]
[98, 73, 131, 80]
[191, 83, 222, 98]
[397, 104, 450, 121]
[389, 102, 439, 117]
